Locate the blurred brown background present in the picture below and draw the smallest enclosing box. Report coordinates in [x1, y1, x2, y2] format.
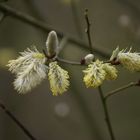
[0, 0, 140, 140]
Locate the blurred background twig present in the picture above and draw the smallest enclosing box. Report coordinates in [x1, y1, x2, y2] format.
[0, 100, 37, 140]
[0, 3, 110, 58]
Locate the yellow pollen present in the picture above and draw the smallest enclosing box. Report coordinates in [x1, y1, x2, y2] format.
[32, 53, 45, 59]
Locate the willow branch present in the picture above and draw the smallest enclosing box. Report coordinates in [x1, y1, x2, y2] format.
[84, 9, 94, 54]
[98, 86, 116, 140]
[0, 100, 37, 140]
[56, 57, 81, 65]
[56, 55, 112, 66]
[0, 3, 110, 58]
[84, 9, 116, 140]
[105, 81, 140, 100]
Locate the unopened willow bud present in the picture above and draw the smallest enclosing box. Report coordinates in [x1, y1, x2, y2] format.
[46, 31, 59, 58]
[84, 54, 94, 64]
[110, 47, 120, 61]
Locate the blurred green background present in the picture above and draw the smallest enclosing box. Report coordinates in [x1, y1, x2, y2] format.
[0, 0, 140, 140]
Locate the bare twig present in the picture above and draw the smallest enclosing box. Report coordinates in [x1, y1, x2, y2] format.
[56, 54, 112, 66]
[84, 9, 94, 54]
[0, 100, 37, 140]
[56, 57, 81, 65]
[0, 3, 110, 58]
[70, 83, 103, 140]
[84, 9, 116, 140]
[0, 1, 37, 140]
[98, 86, 116, 140]
[105, 81, 140, 100]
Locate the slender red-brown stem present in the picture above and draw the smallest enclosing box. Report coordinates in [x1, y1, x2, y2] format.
[85, 9, 116, 140]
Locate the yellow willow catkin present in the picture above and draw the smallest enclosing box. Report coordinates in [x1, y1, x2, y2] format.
[48, 61, 70, 96]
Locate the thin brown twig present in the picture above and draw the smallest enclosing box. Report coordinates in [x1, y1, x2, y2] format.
[56, 57, 81, 65]
[70, 84, 103, 140]
[84, 9, 116, 140]
[98, 86, 116, 140]
[105, 81, 140, 100]
[84, 9, 94, 54]
[0, 2, 37, 140]
[57, 18, 102, 139]
[55, 54, 112, 66]
[0, 100, 37, 140]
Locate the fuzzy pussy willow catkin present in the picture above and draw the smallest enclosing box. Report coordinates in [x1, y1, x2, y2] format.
[83, 59, 118, 88]
[7, 47, 48, 94]
[118, 48, 140, 72]
[48, 61, 69, 96]
[83, 60, 106, 88]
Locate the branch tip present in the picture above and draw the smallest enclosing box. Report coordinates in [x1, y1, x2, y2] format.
[105, 80, 139, 100]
